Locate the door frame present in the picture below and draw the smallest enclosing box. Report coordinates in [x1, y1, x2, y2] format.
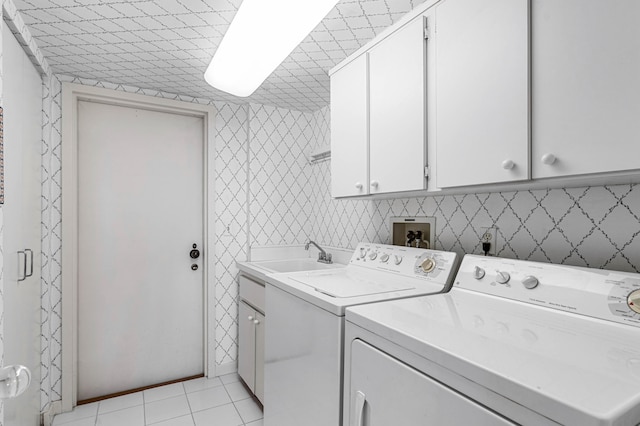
[61, 82, 216, 412]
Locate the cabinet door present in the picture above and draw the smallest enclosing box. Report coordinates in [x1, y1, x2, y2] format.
[347, 340, 515, 425]
[532, 0, 640, 178]
[238, 301, 256, 392]
[254, 311, 265, 404]
[331, 54, 369, 197]
[369, 15, 427, 194]
[436, 0, 530, 187]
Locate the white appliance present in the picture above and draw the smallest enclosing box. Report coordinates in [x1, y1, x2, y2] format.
[263, 242, 460, 426]
[343, 255, 640, 426]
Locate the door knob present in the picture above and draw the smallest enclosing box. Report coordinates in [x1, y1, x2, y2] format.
[0, 365, 31, 400]
[190, 243, 200, 259]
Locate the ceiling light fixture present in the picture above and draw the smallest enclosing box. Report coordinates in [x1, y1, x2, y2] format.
[204, 0, 339, 98]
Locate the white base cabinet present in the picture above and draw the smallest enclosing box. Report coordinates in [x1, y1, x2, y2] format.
[238, 275, 265, 404]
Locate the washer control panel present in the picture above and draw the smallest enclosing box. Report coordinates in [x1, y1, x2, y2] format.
[350, 243, 459, 286]
[455, 255, 640, 327]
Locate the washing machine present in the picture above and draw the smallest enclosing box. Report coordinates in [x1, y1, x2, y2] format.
[263, 242, 460, 426]
[343, 255, 640, 425]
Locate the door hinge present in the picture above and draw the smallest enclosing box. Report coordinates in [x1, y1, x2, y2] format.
[424, 26, 430, 39]
[424, 166, 430, 178]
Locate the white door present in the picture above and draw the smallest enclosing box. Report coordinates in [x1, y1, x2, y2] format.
[330, 54, 369, 198]
[532, 0, 640, 178]
[369, 15, 427, 195]
[435, 0, 529, 187]
[77, 100, 204, 401]
[2, 23, 43, 426]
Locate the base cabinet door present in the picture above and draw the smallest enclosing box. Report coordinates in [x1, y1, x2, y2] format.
[532, 0, 640, 178]
[238, 301, 256, 393]
[347, 340, 514, 425]
[254, 311, 265, 403]
[435, 0, 529, 187]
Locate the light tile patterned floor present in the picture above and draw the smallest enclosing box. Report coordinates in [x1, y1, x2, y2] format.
[52, 374, 263, 426]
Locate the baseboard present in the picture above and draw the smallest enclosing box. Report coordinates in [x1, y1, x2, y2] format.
[41, 400, 62, 426]
[213, 361, 236, 377]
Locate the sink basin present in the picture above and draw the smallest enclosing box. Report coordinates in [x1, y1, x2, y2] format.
[254, 259, 344, 273]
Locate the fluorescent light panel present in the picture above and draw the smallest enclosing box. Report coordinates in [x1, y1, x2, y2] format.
[204, 0, 339, 97]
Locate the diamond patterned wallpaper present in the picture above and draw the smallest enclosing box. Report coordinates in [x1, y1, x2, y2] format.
[249, 105, 315, 246]
[37, 74, 319, 413]
[0, 11, 4, 426]
[310, 106, 640, 274]
[11, 0, 428, 112]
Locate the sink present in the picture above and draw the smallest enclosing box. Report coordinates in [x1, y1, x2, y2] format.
[254, 258, 344, 273]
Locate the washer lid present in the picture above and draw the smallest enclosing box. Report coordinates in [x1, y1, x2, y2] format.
[291, 271, 414, 298]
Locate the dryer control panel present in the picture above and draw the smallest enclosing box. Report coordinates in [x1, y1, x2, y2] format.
[350, 243, 459, 287]
[454, 255, 640, 327]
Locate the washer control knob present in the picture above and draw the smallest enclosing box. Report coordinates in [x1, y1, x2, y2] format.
[394, 255, 403, 265]
[359, 247, 366, 259]
[369, 251, 378, 260]
[380, 253, 390, 263]
[420, 258, 436, 273]
[522, 275, 539, 290]
[495, 270, 510, 284]
[473, 266, 485, 280]
[628, 289, 640, 314]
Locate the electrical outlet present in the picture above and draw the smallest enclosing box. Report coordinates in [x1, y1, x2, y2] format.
[481, 226, 497, 256]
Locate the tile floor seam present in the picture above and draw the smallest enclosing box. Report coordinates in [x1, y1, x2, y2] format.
[181, 382, 197, 426]
[224, 382, 249, 426]
[142, 391, 147, 425]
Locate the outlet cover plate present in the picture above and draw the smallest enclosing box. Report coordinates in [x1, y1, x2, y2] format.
[481, 227, 497, 256]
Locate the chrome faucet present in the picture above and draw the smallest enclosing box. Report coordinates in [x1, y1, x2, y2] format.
[305, 240, 333, 264]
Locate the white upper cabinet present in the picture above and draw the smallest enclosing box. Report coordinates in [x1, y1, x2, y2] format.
[435, 0, 530, 188]
[369, 15, 428, 195]
[532, 0, 640, 179]
[331, 54, 369, 198]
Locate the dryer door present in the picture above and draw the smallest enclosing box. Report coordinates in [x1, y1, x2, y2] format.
[348, 340, 515, 426]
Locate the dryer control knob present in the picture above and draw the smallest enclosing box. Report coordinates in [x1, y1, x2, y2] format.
[368, 251, 378, 260]
[380, 253, 390, 263]
[495, 270, 510, 284]
[473, 266, 485, 280]
[628, 289, 640, 314]
[394, 255, 403, 265]
[522, 275, 539, 290]
[420, 258, 436, 273]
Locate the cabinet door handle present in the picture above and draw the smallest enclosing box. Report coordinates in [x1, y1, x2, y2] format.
[501, 159, 515, 170]
[541, 153, 557, 165]
[253, 319, 260, 325]
[17, 251, 27, 282]
[248, 316, 254, 321]
[355, 182, 363, 190]
[25, 249, 33, 278]
[354, 390, 366, 426]
[370, 180, 379, 188]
